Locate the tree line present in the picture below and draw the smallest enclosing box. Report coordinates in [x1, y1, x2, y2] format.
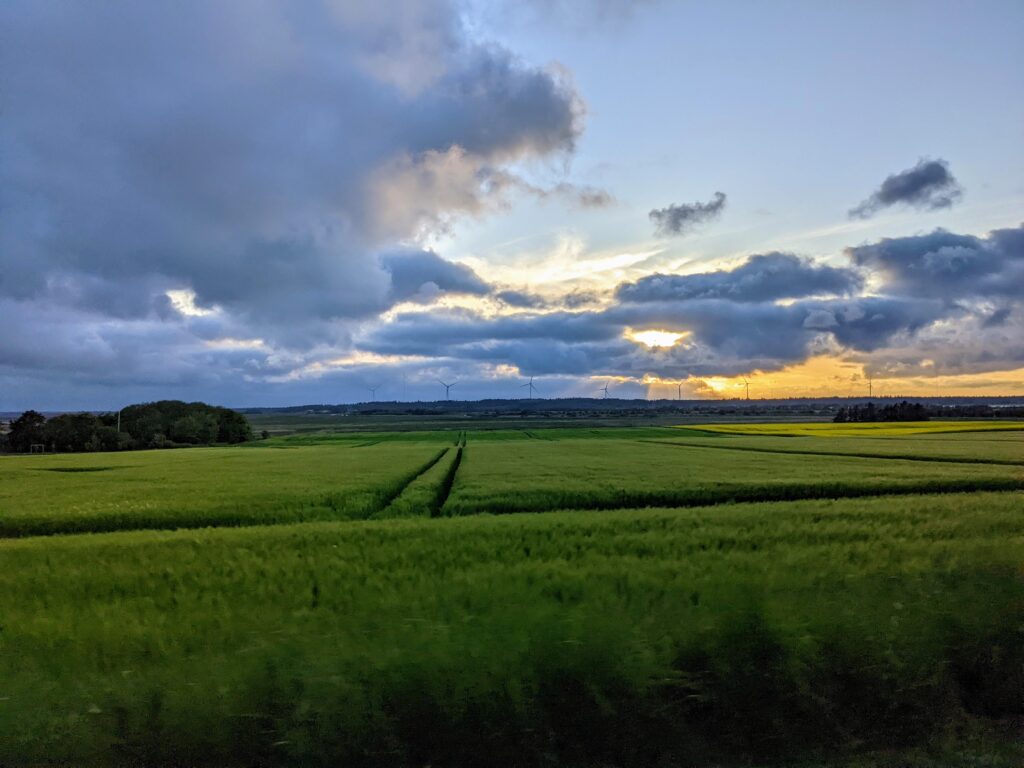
[2, 401, 252, 453]
[833, 401, 929, 423]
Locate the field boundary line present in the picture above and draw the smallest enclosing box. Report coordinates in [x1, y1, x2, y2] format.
[640, 439, 1024, 466]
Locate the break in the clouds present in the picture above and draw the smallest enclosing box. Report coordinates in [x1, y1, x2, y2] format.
[649, 192, 727, 237]
[849, 159, 964, 219]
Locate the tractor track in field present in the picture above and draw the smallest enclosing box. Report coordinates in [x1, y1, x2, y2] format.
[374, 448, 450, 514]
[639, 440, 1024, 467]
[436, 445, 465, 516]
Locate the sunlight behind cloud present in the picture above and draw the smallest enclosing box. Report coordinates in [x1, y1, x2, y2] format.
[166, 289, 216, 317]
[626, 329, 688, 348]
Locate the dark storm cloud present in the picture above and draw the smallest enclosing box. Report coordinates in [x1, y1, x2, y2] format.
[649, 192, 726, 237]
[849, 159, 963, 219]
[846, 224, 1024, 302]
[615, 253, 863, 304]
[0, 0, 582, 355]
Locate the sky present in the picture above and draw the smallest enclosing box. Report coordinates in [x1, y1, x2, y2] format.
[1, 0, 1022, 410]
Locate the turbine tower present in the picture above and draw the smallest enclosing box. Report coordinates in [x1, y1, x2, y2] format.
[437, 379, 456, 401]
[868, 376, 873, 399]
[676, 382, 682, 400]
[742, 377, 750, 401]
[599, 382, 610, 399]
[521, 376, 538, 399]
[368, 384, 380, 402]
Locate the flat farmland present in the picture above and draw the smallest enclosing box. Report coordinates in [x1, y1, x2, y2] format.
[1, 421, 1022, 766]
[0, 442, 446, 536]
[443, 432, 1024, 515]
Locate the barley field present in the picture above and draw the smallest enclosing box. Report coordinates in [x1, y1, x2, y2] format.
[1, 421, 1022, 766]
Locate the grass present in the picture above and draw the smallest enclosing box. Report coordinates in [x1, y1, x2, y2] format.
[0, 491, 1021, 765]
[689, 421, 1024, 437]
[1, 422, 1022, 765]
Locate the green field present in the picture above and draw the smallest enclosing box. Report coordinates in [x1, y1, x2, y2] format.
[1, 422, 1022, 766]
[691, 420, 1024, 437]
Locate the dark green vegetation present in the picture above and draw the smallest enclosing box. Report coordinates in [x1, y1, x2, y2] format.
[4, 400, 252, 453]
[834, 400, 930, 422]
[0, 422, 1021, 766]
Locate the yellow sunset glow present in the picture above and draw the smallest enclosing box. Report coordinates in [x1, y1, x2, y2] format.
[637, 356, 1024, 399]
[626, 329, 688, 348]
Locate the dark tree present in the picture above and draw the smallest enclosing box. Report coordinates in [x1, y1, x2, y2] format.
[834, 401, 929, 423]
[8, 410, 48, 452]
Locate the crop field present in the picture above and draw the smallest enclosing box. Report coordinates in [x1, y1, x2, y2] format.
[1, 421, 1022, 766]
[0, 442, 449, 537]
[692, 420, 1024, 437]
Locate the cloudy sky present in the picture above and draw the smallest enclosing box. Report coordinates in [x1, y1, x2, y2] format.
[2, 0, 1022, 409]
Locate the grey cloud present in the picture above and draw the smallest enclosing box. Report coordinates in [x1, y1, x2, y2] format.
[496, 290, 549, 308]
[983, 307, 1013, 328]
[353, 225, 1018, 385]
[494, 288, 603, 310]
[854, 311, 1024, 380]
[358, 289, 949, 381]
[381, 250, 490, 303]
[849, 159, 963, 219]
[846, 224, 1024, 302]
[362, 309, 621, 358]
[551, 182, 614, 208]
[0, 0, 581, 353]
[649, 192, 726, 237]
[616, 253, 863, 304]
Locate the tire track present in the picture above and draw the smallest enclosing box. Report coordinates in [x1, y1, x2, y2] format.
[437, 444, 465, 516]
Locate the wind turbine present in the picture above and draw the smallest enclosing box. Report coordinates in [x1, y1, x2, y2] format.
[742, 377, 750, 401]
[676, 382, 682, 400]
[868, 376, 873, 399]
[521, 376, 538, 399]
[599, 382, 610, 399]
[437, 379, 456, 400]
[367, 384, 380, 402]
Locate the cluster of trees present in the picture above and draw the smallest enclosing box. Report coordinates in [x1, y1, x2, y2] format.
[833, 401, 930, 423]
[3, 401, 252, 453]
